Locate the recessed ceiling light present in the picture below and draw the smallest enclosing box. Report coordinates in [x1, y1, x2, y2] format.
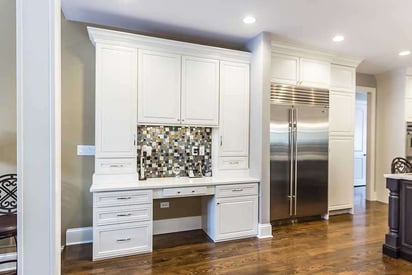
[399, 50, 411, 56]
[243, 16, 256, 24]
[332, 35, 345, 42]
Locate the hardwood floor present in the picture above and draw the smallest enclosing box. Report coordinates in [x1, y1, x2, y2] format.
[62, 201, 412, 274]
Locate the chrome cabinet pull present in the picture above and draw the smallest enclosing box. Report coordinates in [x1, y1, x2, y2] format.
[110, 164, 124, 168]
[229, 161, 239, 165]
[117, 213, 132, 217]
[232, 188, 243, 192]
[116, 238, 131, 242]
[117, 197, 132, 200]
[220, 136, 223, 146]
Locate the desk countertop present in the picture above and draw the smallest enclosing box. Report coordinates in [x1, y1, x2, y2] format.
[90, 175, 260, 192]
[384, 173, 412, 181]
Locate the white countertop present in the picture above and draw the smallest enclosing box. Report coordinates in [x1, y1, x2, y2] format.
[384, 173, 412, 180]
[90, 176, 260, 192]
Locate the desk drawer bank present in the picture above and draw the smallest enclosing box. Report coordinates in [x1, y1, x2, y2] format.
[90, 177, 259, 261]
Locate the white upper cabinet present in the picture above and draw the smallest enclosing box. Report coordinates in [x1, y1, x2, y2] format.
[137, 50, 181, 125]
[406, 99, 412, 122]
[271, 53, 330, 89]
[219, 61, 250, 157]
[406, 76, 412, 99]
[181, 56, 219, 126]
[95, 44, 137, 158]
[329, 90, 355, 136]
[330, 64, 355, 92]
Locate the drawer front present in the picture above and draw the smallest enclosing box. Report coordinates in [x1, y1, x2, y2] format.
[94, 190, 152, 207]
[162, 186, 207, 197]
[95, 204, 152, 226]
[218, 157, 248, 170]
[95, 158, 136, 174]
[93, 222, 152, 260]
[216, 183, 258, 198]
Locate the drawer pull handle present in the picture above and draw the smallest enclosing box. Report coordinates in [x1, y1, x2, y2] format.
[116, 238, 131, 242]
[192, 190, 195, 193]
[117, 197, 132, 200]
[177, 191, 181, 194]
[117, 213, 132, 217]
[110, 164, 124, 168]
[232, 188, 243, 192]
[229, 161, 239, 165]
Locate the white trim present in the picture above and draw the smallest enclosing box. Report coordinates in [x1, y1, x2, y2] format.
[257, 223, 273, 239]
[66, 227, 93, 246]
[0, 252, 17, 272]
[356, 86, 377, 201]
[153, 216, 202, 235]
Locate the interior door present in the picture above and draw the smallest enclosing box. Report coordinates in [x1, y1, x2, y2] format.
[270, 104, 293, 221]
[354, 97, 367, 187]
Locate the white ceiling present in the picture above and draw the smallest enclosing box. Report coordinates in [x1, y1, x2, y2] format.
[62, 0, 412, 75]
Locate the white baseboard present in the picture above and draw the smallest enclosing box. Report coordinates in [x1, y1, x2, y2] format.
[66, 226, 93, 246]
[153, 216, 201, 235]
[0, 252, 16, 272]
[328, 208, 353, 216]
[257, 223, 273, 239]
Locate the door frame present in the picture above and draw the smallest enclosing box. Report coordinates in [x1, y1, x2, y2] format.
[356, 86, 377, 201]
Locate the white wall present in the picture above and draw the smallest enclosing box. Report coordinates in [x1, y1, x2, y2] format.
[375, 68, 406, 202]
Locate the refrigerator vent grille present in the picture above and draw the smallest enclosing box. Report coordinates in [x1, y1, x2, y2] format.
[270, 84, 329, 107]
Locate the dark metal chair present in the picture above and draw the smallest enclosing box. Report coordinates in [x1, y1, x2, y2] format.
[0, 174, 17, 268]
[391, 157, 412, 174]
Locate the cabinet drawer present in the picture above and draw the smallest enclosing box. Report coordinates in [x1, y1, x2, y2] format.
[216, 183, 258, 198]
[94, 190, 152, 207]
[95, 204, 152, 226]
[95, 158, 136, 174]
[162, 186, 207, 197]
[218, 157, 248, 170]
[93, 222, 152, 260]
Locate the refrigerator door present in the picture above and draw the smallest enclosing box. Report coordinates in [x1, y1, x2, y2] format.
[294, 106, 329, 218]
[270, 104, 293, 221]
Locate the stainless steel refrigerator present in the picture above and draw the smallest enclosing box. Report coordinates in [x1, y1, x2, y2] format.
[270, 84, 329, 222]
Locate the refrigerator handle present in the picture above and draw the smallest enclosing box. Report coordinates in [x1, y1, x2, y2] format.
[289, 108, 294, 216]
[293, 108, 298, 216]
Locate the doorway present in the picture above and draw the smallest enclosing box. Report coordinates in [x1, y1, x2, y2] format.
[353, 86, 377, 212]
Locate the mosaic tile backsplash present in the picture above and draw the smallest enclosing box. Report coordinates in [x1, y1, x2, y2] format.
[137, 126, 212, 178]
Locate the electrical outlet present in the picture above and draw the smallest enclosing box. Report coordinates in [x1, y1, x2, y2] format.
[160, 202, 170, 208]
[199, 145, 205, 156]
[77, 145, 95, 156]
[192, 146, 199, 156]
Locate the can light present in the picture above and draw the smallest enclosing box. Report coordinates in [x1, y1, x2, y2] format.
[399, 50, 411, 56]
[243, 16, 256, 24]
[332, 35, 345, 42]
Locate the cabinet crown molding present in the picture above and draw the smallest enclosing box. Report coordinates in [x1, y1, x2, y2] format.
[87, 27, 251, 63]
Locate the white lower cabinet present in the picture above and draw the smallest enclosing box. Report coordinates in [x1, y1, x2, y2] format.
[202, 183, 258, 242]
[93, 190, 153, 261]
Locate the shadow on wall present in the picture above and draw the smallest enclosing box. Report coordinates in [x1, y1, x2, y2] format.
[0, 131, 17, 174]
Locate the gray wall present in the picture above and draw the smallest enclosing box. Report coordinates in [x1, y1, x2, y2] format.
[356, 72, 377, 88]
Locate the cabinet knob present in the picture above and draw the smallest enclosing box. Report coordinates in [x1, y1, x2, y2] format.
[217, 202, 220, 205]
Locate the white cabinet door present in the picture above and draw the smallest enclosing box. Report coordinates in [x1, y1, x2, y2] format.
[299, 58, 330, 88]
[181, 56, 219, 126]
[215, 195, 258, 241]
[271, 54, 299, 85]
[406, 98, 412, 122]
[329, 90, 355, 136]
[329, 137, 354, 211]
[219, 61, 250, 157]
[95, 44, 137, 158]
[406, 77, 412, 99]
[330, 64, 355, 92]
[138, 50, 181, 125]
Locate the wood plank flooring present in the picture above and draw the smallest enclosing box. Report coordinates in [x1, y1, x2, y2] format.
[62, 200, 412, 274]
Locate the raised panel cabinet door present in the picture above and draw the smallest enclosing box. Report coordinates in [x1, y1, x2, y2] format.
[219, 61, 250, 157]
[95, 44, 137, 158]
[329, 90, 355, 136]
[330, 64, 355, 92]
[299, 58, 330, 88]
[271, 54, 299, 85]
[328, 137, 354, 210]
[406, 98, 412, 122]
[138, 50, 181, 125]
[181, 56, 219, 126]
[215, 196, 258, 240]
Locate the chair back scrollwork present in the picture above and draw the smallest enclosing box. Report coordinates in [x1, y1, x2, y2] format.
[0, 174, 17, 215]
[391, 157, 412, 174]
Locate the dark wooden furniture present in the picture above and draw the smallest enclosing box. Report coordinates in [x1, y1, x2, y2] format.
[391, 157, 412, 174]
[383, 177, 412, 262]
[0, 174, 17, 267]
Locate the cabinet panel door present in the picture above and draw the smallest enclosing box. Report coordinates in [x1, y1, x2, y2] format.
[181, 56, 219, 126]
[328, 137, 354, 210]
[95, 45, 137, 158]
[271, 54, 299, 85]
[330, 64, 355, 92]
[406, 77, 412, 99]
[215, 196, 257, 241]
[219, 62, 250, 157]
[138, 50, 181, 125]
[329, 90, 355, 136]
[406, 98, 412, 122]
[300, 58, 330, 88]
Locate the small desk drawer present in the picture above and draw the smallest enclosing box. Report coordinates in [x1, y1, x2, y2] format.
[219, 157, 248, 170]
[95, 158, 136, 174]
[216, 183, 258, 198]
[94, 190, 152, 207]
[95, 204, 152, 226]
[162, 186, 207, 197]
